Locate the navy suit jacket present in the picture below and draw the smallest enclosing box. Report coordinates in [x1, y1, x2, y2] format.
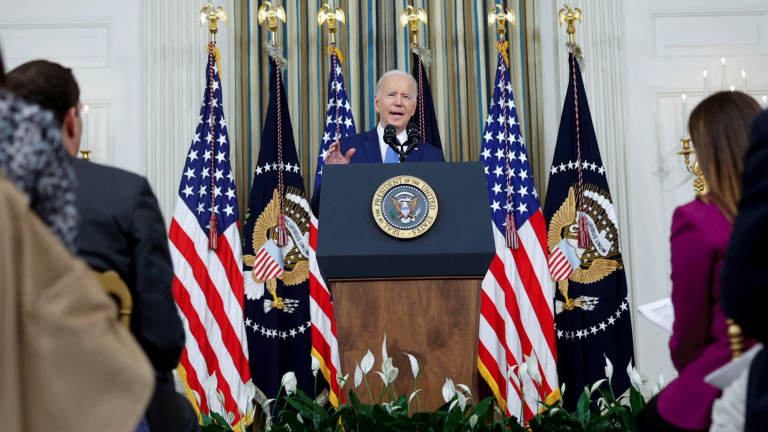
[311, 128, 445, 215]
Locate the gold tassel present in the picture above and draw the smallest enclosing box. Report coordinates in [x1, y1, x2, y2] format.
[327, 45, 344, 63]
[208, 45, 223, 79]
[495, 40, 510, 66]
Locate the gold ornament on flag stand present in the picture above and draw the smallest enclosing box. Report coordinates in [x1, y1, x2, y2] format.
[677, 138, 709, 198]
[318, 4, 346, 45]
[199, 3, 227, 43]
[401, 5, 428, 44]
[258, 1, 286, 43]
[488, 4, 515, 38]
[558, 4, 582, 44]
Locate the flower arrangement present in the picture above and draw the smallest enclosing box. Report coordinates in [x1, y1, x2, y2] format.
[202, 336, 664, 432]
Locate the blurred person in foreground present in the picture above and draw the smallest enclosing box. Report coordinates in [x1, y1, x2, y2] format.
[636, 92, 761, 432]
[717, 107, 768, 431]
[0, 52, 153, 432]
[6, 60, 195, 432]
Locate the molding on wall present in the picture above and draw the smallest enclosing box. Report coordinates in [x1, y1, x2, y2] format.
[0, 18, 113, 70]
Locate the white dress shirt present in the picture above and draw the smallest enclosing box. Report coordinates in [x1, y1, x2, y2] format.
[376, 123, 408, 162]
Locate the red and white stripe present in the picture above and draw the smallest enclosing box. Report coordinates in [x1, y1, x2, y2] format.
[251, 246, 284, 281]
[548, 247, 575, 281]
[478, 211, 558, 420]
[170, 197, 252, 425]
[308, 214, 344, 408]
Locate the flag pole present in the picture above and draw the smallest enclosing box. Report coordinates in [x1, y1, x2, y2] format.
[488, 5, 519, 250]
[318, 3, 346, 45]
[199, 3, 228, 249]
[258, 1, 291, 247]
[558, 4, 591, 249]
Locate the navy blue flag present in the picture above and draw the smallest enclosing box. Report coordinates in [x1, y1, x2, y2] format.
[314, 45, 356, 191]
[543, 52, 634, 409]
[410, 49, 442, 151]
[242, 54, 314, 403]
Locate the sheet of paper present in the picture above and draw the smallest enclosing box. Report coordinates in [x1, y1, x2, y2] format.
[638, 297, 674, 334]
[705, 343, 764, 390]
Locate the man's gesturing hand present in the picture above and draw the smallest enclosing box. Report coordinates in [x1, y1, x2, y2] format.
[325, 141, 356, 165]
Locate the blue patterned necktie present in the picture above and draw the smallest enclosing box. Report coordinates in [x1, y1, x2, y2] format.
[384, 145, 400, 163]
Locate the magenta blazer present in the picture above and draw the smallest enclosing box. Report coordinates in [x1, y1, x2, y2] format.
[658, 198, 754, 430]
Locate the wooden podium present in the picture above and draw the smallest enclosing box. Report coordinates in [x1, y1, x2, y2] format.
[317, 162, 494, 411]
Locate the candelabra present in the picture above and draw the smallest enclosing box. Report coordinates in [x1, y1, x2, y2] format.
[677, 138, 708, 198]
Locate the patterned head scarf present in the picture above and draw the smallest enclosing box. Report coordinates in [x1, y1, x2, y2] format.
[0, 89, 77, 251]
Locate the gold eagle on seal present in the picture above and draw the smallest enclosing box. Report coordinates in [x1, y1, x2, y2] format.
[243, 188, 308, 313]
[549, 186, 622, 313]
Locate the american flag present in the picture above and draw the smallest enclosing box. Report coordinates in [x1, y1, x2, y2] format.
[169, 43, 252, 428]
[477, 41, 558, 420]
[310, 44, 351, 408]
[313, 45, 356, 191]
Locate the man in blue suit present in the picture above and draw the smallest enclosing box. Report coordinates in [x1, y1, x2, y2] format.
[312, 70, 444, 215]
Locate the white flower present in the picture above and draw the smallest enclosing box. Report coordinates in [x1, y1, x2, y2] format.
[354, 364, 363, 388]
[376, 371, 389, 385]
[191, 390, 201, 408]
[657, 372, 665, 389]
[508, 365, 520, 388]
[590, 378, 607, 395]
[241, 380, 256, 414]
[409, 389, 421, 404]
[626, 360, 642, 392]
[652, 373, 665, 397]
[281, 371, 297, 395]
[457, 392, 467, 411]
[297, 413, 304, 424]
[311, 355, 321, 377]
[442, 378, 456, 403]
[361, 350, 375, 374]
[405, 353, 420, 379]
[228, 412, 235, 424]
[382, 357, 393, 375]
[525, 351, 543, 386]
[469, 414, 478, 428]
[604, 354, 613, 386]
[560, 383, 566, 400]
[449, 399, 460, 412]
[336, 371, 348, 389]
[387, 366, 399, 383]
[203, 372, 218, 400]
[517, 362, 529, 386]
[456, 384, 471, 395]
[382, 334, 388, 361]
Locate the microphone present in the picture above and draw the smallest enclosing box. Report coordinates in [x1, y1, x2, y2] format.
[406, 122, 421, 146]
[383, 124, 399, 154]
[404, 122, 421, 157]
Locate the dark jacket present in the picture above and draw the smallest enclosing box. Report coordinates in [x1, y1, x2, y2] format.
[72, 159, 196, 432]
[311, 128, 445, 216]
[721, 109, 768, 432]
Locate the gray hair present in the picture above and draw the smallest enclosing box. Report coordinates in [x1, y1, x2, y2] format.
[374, 70, 417, 97]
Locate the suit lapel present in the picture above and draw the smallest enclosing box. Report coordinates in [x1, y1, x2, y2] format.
[362, 129, 382, 163]
[405, 143, 424, 163]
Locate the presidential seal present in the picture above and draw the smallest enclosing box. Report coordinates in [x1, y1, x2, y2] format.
[548, 185, 623, 315]
[372, 175, 438, 239]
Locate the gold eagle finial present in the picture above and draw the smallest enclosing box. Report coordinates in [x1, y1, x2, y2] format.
[258, 1, 287, 41]
[558, 4, 582, 44]
[318, 4, 346, 44]
[400, 5, 428, 44]
[488, 4, 516, 37]
[199, 3, 227, 42]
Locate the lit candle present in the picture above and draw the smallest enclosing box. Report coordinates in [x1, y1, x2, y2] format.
[682, 93, 688, 138]
[763, 94, 767, 109]
[730, 84, 735, 92]
[703, 69, 708, 97]
[721, 57, 726, 91]
[742, 69, 747, 93]
[83, 105, 89, 150]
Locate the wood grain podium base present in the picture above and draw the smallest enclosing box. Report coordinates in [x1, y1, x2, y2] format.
[330, 277, 482, 411]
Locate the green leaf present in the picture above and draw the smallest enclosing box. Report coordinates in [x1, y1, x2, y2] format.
[282, 396, 315, 420]
[576, 387, 592, 426]
[210, 412, 232, 430]
[629, 385, 646, 417]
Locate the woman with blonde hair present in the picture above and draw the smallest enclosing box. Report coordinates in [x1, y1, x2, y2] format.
[636, 91, 762, 431]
